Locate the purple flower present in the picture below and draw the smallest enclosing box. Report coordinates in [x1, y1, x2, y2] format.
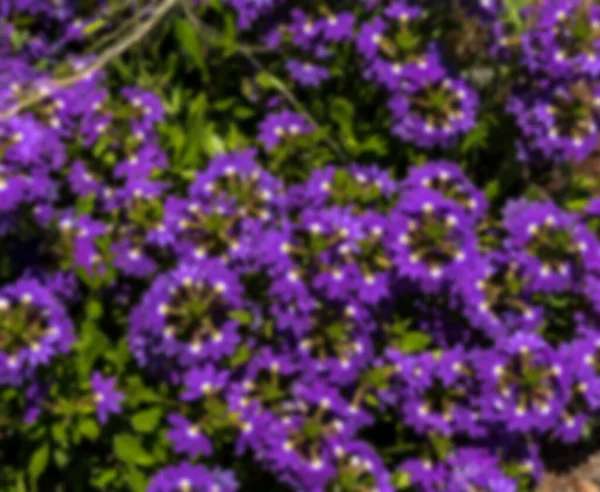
[147, 462, 238, 492]
[446, 448, 517, 492]
[509, 82, 600, 164]
[258, 110, 314, 149]
[520, 0, 600, 80]
[128, 260, 243, 373]
[286, 60, 330, 87]
[318, 12, 355, 43]
[288, 9, 323, 50]
[0, 113, 65, 170]
[68, 161, 102, 197]
[387, 190, 478, 292]
[389, 72, 478, 148]
[91, 372, 123, 424]
[289, 164, 398, 212]
[475, 334, 570, 433]
[167, 413, 213, 457]
[455, 255, 543, 340]
[181, 365, 229, 401]
[0, 279, 74, 386]
[503, 199, 600, 293]
[401, 161, 487, 220]
[121, 86, 165, 131]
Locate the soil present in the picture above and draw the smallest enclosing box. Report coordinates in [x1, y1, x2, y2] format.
[540, 453, 600, 492]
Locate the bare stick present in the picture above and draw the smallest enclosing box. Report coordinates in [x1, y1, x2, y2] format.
[1, 0, 178, 120]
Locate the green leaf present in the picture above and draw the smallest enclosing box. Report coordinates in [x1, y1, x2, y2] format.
[430, 433, 453, 459]
[75, 194, 96, 215]
[132, 407, 163, 433]
[85, 300, 103, 321]
[83, 19, 106, 36]
[392, 471, 411, 489]
[76, 322, 110, 379]
[53, 449, 69, 469]
[80, 418, 100, 440]
[28, 444, 49, 481]
[484, 180, 500, 201]
[229, 310, 252, 324]
[504, 0, 530, 31]
[174, 19, 206, 70]
[397, 332, 431, 353]
[126, 466, 148, 492]
[565, 198, 589, 212]
[114, 434, 155, 466]
[255, 72, 286, 92]
[460, 121, 489, 153]
[230, 344, 252, 367]
[92, 469, 119, 488]
[330, 98, 355, 137]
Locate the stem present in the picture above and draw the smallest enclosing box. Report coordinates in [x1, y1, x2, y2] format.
[180, 1, 348, 162]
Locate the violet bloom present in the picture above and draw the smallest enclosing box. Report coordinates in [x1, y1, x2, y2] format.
[327, 440, 394, 492]
[147, 462, 238, 492]
[227, 349, 299, 419]
[24, 381, 50, 424]
[389, 71, 478, 148]
[551, 340, 600, 443]
[475, 333, 570, 433]
[68, 161, 103, 197]
[295, 303, 375, 385]
[400, 161, 487, 220]
[250, 384, 370, 491]
[0, 165, 49, 214]
[228, 0, 275, 29]
[520, 0, 600, 80]
[181, 364, 229, 401]
[91, 372, 123, 425]
[461, 0, 502, 21]
[189, 149, 284, 220]
[355, 5, 442, 90]
[167, 413, 213, 457]
[509, 82, 600, 164]
[258, 110, 314, 149]
[1, 113, 65, 170]
[286, 60, 330, 87]
[0, 279, 74, 386]
[387, 190, 478, 293]
[446, 448, 517, 492]
[398, 350, 483, 437]
[111, 239, 157, 278]
[401, 458, 448, 492]
[113, 143, 168, 181]
[318, 11, 355, 43]
[455, 255, 543, 340]
[55, 213, 107, 275]
[503, 199, 600, 293]
[128, 260, 244, 373]
[288, 164, 398, 212]
[121, 86, 165, 131]
[288, 8, 323, 50]
[297, 206, 392, 306]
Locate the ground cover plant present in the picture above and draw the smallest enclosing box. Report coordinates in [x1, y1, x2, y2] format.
[2, 0, 600, 490]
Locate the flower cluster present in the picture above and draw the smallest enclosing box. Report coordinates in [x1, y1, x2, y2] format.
[497, 0, 600, 164]
[123, 156, 600, 490]
[4, 0, 600, 490]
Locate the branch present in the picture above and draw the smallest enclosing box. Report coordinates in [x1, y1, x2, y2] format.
[180, 2, 348, 162]
[86, 0, 162, 55]
[1, 0, 179, 120]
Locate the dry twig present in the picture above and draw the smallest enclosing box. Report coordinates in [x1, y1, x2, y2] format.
[1, 0, 179, 120]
